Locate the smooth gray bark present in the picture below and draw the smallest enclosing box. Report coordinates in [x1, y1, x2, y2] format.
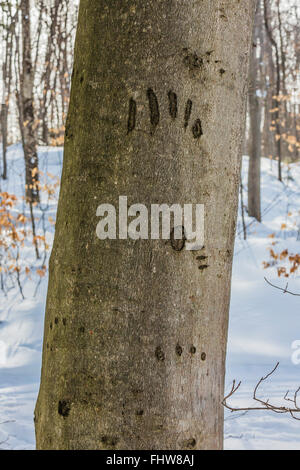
[35, 0, 255, 450]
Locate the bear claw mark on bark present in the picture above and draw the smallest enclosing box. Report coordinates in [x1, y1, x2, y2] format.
[101, 435, 119, 447]
[155, 346, 165, 362]
[147, 88, 160, 134]
[127, 97, 137, 134]
[175, 343, 183, 356]
[192, 119, 203, 139]
[58, 400, 71, 418]
[183, 52, 203, 70]
[170, 226, 186, 251]
[198, 264, 209, 270]
[168, 90, 178, 119]
[184, 99, 192, 130]
[127, 90, 203, 139]
[196, 254, 209, 270]
[182, 438, 197, 449]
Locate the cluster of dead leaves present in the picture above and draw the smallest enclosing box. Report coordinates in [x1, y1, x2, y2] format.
[268, 93, 300, 153]
[0, 192, 48, 282]
[49, 125, 65, 147]
[39, 170, 60, 199]
[263, 245, 300, 278]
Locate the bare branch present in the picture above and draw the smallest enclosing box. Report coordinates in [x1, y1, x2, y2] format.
[264, 277, 300, 296]
[222, 363, 300, 419]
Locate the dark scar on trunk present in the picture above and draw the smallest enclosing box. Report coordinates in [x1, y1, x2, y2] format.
[184, 99, 192, 129]
[196, 255, 207, 261]
[147, 88, 160, 133]
[58, 400, 71, 418]
[198, 265, 209, 270]
[170, 226, 186, 251]
[127, 97, 136, 134]
[192, 118, 203, 139]
[175, 343, 183, 356]
[155, 346, 165, 362]
[168, 90, 177, 119]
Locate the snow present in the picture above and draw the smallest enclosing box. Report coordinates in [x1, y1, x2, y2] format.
[225, 156, 300, 449]
[1, 146, 300, 449]
[0, 145, 61, 449]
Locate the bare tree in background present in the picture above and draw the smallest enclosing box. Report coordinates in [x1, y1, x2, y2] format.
[0, 2, 15, 180]
[248, 0, 263, 222]
[264, 0, 282, 181]
[40, 0, 59, 145]
[20, 0, 39, 203]
[246, 0, 300, 223]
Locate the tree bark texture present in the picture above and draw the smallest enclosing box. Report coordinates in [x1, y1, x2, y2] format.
[35, 0, 255, 450]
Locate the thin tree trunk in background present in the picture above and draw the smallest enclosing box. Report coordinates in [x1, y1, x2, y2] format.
[248, 1, 262, 222]
[292, 5, 300, 161]
[293, 102, 300, 160]
[264, 0, 282, 181]
[35, 0, 255, 450]
[40, 0, 60, 145]
[1, 62, 8, 180]
[33, 1, 44, 78]
[20, 0, 39, 203]
[262, 34, 275, 160]
[277, 0, 289, 159]
[1, 8, 14, 180]
[240, 180, 247, 240]
[57, 0, 70, 130]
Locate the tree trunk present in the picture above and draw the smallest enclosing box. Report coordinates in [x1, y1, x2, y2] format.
[263, 0, 282, 181]
[40, 0, 60, 145]
[20, 0, 39, 203]
[262, 35, 275, 160]
[1, 100, 8, 180]
[248, 1, 262, 222]
[1, 59, 8, 180]
[35, 0, 255, 450]
[1, 9, 14, 181]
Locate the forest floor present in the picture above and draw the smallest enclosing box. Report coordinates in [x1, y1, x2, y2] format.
[0, 145, 300, 449]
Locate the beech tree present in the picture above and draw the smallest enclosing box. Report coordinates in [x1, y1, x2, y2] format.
[35, 0, 256, 450]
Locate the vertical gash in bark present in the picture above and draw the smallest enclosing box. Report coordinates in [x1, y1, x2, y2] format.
[21, 0, 39, 203]
[35, 0, 256, 450]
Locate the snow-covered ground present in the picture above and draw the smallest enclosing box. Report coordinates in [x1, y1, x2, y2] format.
[225, 156, 300, 449]
[0, 145, 61, 449]
[1, 146, 300, 449]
